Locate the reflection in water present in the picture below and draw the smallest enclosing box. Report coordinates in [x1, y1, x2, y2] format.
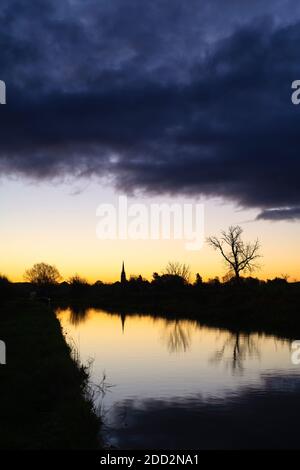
[211, 332, 260, 374]
[56, 307, 299, 449]
[161, 320, 192, 353]
[68, 305, 89, 326]
[108, 373, 300, 449]
[60, 306, 129, 333]
[120, 312, 126, 334]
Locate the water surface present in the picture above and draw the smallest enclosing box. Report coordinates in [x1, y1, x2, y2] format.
[56, 307, 300, 449]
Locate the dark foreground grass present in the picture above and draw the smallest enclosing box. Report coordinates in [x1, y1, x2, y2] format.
[0, 300, 100, 449]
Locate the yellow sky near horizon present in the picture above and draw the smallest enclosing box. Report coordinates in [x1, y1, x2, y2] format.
[1, 178, 300, 283]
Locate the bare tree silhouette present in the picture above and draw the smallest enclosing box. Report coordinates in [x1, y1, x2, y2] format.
[163, 261, 191, 284]
[208, 225, 261, 282]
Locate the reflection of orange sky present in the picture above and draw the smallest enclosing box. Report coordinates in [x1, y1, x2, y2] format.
[1, 179, 300, 282]
[57, 308, 292, 372]
[56, 308, 298, 409]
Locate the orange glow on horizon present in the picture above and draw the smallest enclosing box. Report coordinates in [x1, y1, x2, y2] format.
[1, 179, 299, 284]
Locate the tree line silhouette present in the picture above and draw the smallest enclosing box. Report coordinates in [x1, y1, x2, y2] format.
[1, 225, 299, 340]
[0, 225, 295, 300]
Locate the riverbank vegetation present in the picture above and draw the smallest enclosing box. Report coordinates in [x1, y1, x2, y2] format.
[0, 300, 100, 449]
[3, 272, 300, 340]
[54, 279, 300, 340]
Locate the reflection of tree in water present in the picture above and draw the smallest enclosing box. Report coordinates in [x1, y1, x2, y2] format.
[68, 305, 89, 325]
[211, 331, 260, 374]
[161, 320, 192, 353]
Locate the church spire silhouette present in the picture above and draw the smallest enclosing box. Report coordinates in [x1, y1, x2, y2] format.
[121, 261, 127, 284]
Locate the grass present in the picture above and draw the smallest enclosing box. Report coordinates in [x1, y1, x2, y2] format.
[0, 300, 100, 449]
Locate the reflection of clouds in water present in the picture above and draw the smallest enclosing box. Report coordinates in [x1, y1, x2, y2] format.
[55, 307, 300, 448]
[107, 372, 300, 449]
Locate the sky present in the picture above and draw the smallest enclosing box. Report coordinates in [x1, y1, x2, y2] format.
[0, 0, 300, 282]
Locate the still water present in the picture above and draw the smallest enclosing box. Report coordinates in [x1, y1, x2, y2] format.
[56, 307, 300, 449]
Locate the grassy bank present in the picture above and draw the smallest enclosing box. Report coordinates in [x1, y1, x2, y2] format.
[0, 300, 100, 449]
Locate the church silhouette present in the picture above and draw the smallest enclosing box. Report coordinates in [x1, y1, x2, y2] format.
[121, 261, 127, 284]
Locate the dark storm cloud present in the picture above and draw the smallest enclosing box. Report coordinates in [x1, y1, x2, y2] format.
[257, 207, 300, 221]
[1, 0, 300, 219]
